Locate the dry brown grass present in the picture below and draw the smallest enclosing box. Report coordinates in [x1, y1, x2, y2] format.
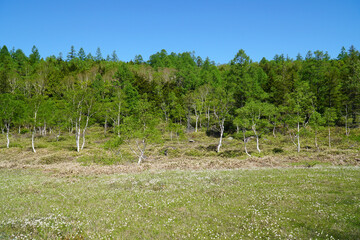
[0, 128, 359, 176]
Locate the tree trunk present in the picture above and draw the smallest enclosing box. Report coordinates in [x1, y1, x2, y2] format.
[18, 126, 21, 134]
[195, 115, 199, 132]
[31, 129, 36, 153]
[81, 115, 90, 150]
[117, 103, 121, 137]
[206, 106, 210, 131]
[199, 112, 202, 129]
[6, 126, 10, 148]
[216, 119, 225, 153]
[70, 119, 73, 134]
[44, 121, 47, 135]
[252, 124, 261, 153]
[56, 130, 60, 141]
[104, 114, 107, 136]
[75, 121, 80, 152]
[76, 129, 81, 152]
[138, 155, 143, 164]
[345, 105, 350, 136]
[32, 111, 37, 153]
[136, 140, 147, 164]
[297, 121, 301, 152]
[273, 125, 276, 138]
[328, 126, 331, 148]
[243, 130, 251, 157]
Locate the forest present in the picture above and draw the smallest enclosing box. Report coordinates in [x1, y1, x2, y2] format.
[0, 45, 360, 163]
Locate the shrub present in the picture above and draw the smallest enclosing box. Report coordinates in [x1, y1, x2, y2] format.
[20, 128, 30, 134]
[272, 148, 284, 153]
[219, 150, 242, 158]
[185, 149, 203, 157]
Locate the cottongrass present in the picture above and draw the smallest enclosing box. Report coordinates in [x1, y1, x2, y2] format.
[1, 213, 84, 239]
[0, 167, 359, 239]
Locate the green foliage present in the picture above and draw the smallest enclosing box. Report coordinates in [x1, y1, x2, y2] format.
[29, 45, 40, 65]
[0, 44, 359, 155]
[324, 107, 337, 126]
[272, 147, 284, 153]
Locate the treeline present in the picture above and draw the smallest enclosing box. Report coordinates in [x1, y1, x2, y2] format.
[0, 45, 359, 160]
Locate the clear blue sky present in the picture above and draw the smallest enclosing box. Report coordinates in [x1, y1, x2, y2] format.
[1, 0, 360, 63]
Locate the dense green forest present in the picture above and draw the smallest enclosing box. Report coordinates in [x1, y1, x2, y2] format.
[0, 45, 359, 162]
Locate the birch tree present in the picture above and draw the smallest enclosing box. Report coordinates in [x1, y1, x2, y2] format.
[309, 110, 325, 150]
[28, 95, 42, 153]
[212, 86, 234, 153]
[324, 107, 337, 148]
[284, 81, 314, 152]
[120, 96, 162, 164]
[109, 87, 126, 137]
[0, 94, 24, 148]
[233, 112, 252, 156]
[235, 100, 270, 154]
[67, 81, 96, 152]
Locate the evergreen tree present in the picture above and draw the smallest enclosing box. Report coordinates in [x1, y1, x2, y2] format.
[78, 48, 86, 61]
[134, 54, 144, 64]
[29, 45, 40, 65]
[112, 50, 119, 62]
[95, 47, 103, 61]
[67, 45, 76, 61]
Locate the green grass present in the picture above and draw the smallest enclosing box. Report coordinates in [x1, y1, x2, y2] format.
[1, 167, 359, 239]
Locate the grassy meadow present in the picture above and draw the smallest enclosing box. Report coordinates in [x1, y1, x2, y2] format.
[1, 168, 360, 239]
[0, 126, 359, 239]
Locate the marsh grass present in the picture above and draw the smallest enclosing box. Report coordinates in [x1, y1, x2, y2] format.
[0, 127, 359, 238]
[0, 168, 359, 239]
[0, 126, 359, 170]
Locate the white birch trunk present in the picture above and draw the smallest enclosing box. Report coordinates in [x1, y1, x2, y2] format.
[56, 130, 60, 141]
[75, 119, 81, 152]
[206, 106, 210, 131]
[252, 124, 261, 153]
[345, 105, 350, 136]
[132, 140, 146, 164]
[6, 126, 10, 148]
[32, 111, 37, 153]
[76, 128, 81, 152]
[104, 114, 107, 135]
[243, 130, 251, 157]
[81, 115, 90, 150]
[44, 121, 47, 135]
[328, 127, 331, 148]
[216, 119, 225, 153]
[273, 125, 276, 138]
[117, 103, 121, 137]
[195, 115, 199, 132]
[31, 129, 36, 153]
[297, 121, 301, 152]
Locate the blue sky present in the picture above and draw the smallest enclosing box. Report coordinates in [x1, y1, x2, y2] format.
[1, 0, 360, 63]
